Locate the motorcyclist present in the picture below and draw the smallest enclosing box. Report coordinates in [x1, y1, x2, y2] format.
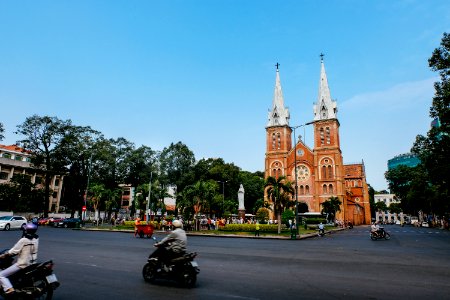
[371, 222, 380, 237]
[0, 223, 39, 295]
[154, 219, 187, 268]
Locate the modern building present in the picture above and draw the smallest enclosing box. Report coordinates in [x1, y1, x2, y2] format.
[0, 144, 64, 213]
[264, 58, 371, 225]
[387, 153, 420, 170]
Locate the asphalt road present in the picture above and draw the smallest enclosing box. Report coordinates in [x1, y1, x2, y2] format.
[1, 225, 449, 300]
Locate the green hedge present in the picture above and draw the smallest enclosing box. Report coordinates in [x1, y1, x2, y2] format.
[123, 221, 159, 228]
[303, 218, 327, 224]
[219, 224, 288, 232]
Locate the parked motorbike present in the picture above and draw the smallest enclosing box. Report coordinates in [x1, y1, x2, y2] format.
[142, 237, 200, 288]
[370, 227, 391, 240]
[0, 249, 59, 300]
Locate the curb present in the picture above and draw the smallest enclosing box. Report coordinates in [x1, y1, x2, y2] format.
[78, 227, 346, 240]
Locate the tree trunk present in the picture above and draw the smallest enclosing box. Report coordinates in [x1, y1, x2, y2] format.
[277, 212, 282, 234]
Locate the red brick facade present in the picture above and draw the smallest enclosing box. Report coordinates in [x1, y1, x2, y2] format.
[264, 64, 370, 225]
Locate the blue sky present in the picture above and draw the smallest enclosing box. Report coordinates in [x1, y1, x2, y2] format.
[0, 1, 449, 191]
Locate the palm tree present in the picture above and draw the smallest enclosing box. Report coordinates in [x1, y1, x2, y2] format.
[177, 180, 217, 229]
[265, 176, 295, 234]
[321, 196, 342, 223]
[89, 183, 105, 222]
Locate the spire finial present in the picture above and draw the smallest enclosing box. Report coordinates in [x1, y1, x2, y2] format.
[275, 62, 280, 71]
[320, 53, 324, 62]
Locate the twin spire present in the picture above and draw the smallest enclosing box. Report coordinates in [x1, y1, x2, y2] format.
[267, 56, 338, 128]
[267, 63, 290, 127]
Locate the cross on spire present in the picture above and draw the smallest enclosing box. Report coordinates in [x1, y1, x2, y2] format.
[275, 62, 280, 71]
[320, 53, 325, 62]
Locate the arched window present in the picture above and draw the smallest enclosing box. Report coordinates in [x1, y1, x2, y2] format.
[272, 133, 276, 150]
[329, 184, 333, 194]
[320, 128, 324, 145]
[327, 165, 333, 179]
[305, 185, 310, 195]
[277, 133, 281, 149]
[322, 184, 327, 194]
[326, 127, 330, 144]
[299, 185, 304, 195]
[322, 165, 327, 179]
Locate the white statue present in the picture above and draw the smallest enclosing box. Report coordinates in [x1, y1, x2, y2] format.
[238, 184, 245, 210]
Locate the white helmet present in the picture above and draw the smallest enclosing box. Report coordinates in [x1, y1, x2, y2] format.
[173, 219, 183, 228]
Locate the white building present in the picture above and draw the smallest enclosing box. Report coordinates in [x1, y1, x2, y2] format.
[374, 193, 402, 224]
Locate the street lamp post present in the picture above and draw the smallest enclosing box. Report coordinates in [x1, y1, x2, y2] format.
[291, 122, 313, 236]
[217, 180, 229, 217]
[146, 172, 153, 223]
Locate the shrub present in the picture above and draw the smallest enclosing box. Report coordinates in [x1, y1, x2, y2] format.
[282, 209, 295, 225]
[219, 223, 288, 232]
[256, 208, 270, 224]
[304, 217, 327, 224]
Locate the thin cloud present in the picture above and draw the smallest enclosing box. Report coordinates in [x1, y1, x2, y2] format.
[341, 77, 437, 111]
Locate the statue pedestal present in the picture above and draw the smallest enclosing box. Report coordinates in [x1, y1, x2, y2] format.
[238, 209, 246, 221]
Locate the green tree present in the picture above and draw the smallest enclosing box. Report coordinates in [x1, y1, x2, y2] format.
[0, 182, 15, 211]
[264, 176, 295, 234]
[159, 142, 195, 191]
[412, 32, 450, 216]
[255, 207, 269, 224]
[15, 115, 72, 217]
[321, 196, 342, 223]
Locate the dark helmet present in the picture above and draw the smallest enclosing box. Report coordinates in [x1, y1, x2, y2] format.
[24, 223, 38, 235]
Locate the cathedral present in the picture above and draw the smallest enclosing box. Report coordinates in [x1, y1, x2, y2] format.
[264, 58, 371, 225]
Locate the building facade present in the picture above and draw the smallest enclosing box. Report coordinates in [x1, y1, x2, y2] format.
[387, 153, 420, 170]
[374, 193, 402, 224]
[264, 59, 371, 225]
[0, 144, 64, 213]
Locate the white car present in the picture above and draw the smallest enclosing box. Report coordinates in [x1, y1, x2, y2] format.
[0, 216, 27, 231]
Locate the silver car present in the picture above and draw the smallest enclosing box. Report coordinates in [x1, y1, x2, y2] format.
[0, 216, 27, 231]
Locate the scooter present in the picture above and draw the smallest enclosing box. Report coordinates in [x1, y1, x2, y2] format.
[142, 237, 200, 288]
[0, 249, 60, 299]
[370, 227, 391, 240]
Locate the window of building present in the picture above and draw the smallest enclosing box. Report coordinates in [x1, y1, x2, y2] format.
[272, 133, 276, 150]
[299, 185, 304, 195]
[320, 128, 324, 145]
[323, 184, 327, 194]
[277, 133, 281, 149]
[2, 153, 11, 159]
[327, 165, 333, 179]
[322, 165, 327, 179]
[329, 184, 333, 194]
[0, 172, 8, 180]
[305, 185, 310, 194]
[123, 190, 130, 196]
[15, 155, 23, 161]
[54, 179, 60, 186]
[326, 127, 330, 144]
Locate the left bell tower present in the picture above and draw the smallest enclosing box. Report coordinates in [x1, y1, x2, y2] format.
[265, 64, 291, 179]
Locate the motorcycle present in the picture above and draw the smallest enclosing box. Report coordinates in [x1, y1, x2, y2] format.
[370, 227, 391, 240]
[0, 249, 60, 299]
[142, 237, 200, 288]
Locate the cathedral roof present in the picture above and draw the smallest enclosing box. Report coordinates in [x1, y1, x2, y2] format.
[267, 64, 290, 127]
[313, 56, 338, 121]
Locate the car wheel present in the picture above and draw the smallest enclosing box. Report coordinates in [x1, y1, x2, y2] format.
[4, 224, 10, 231]
[64, 223, 68, 228]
